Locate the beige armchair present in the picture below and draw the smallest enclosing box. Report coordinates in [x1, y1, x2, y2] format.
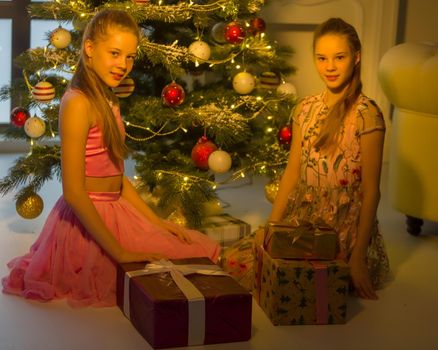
[378, 42, 438, 235]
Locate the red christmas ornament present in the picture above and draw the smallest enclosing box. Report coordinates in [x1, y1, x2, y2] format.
[249, 17, 266, 35]
[10, 107, 30, 127]
[161, 82, 185, 107]
[278, 125, 292, 146]
[224, 21, 246, 44]
[191, 136, 217, 170]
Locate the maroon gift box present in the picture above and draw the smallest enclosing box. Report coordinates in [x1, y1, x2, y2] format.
[116, 257, 252, 349]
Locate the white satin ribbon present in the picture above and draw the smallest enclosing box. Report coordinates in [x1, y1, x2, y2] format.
[123, 260, 228, 346]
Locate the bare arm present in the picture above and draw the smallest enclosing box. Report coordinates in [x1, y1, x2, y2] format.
[60, 93, 166, 262]
[268, 104, 303, 222]
[349, 128, 385, 299]
[121, 174, 192, 244]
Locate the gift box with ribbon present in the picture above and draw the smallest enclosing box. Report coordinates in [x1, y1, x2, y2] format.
[253, 246, 349, 325]
[264, 219, 338, 260]
[200, 213, 251, 249]
[116, 257, 252, 349]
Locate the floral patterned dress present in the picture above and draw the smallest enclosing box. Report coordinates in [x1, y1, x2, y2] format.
[283, 91, 390, 289]
[222, 92, 390, 291]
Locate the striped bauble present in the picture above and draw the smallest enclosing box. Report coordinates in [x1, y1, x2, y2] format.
[259, 72, 281, 89]
[32, 81, 55, 103]
[113, 77, 135, 98]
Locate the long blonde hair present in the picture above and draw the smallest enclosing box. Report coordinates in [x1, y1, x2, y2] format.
[70, 9, 139, 163]
[313, 18, 362, 150]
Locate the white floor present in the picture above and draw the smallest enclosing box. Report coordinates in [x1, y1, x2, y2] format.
[0, 153, 437, 350]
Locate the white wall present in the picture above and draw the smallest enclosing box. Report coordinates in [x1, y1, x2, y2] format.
[404, 0, 438, 43]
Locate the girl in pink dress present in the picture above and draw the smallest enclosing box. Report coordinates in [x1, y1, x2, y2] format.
[268, 18, 390, 299]
[2, 9, 220, 307]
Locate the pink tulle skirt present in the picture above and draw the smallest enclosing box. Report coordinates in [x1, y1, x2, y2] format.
[2, 192, 220, 307]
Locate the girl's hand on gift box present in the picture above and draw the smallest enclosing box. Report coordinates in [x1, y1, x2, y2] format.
[348, 255, 378, 300]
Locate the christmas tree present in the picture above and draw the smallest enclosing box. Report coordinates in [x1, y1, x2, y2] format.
[0, 0, 296, 227]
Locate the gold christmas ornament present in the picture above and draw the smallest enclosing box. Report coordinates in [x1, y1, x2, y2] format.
[232, 72, 256, 95]
[16, 193, 44, 219]
[167, 208, 188, 227]
[202, 199, 223, 216]
[264, 180, 280, 203]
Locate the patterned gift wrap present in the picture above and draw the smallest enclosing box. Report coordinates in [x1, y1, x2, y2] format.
[200, 213, 251, 249]
[265, 220, 338, 260]
[220, 233, 257, 291]
[117, 257, 252, 349]
[254, 247, 349, 325]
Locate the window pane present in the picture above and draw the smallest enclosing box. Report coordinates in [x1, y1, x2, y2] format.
[0, 19, 12, 124]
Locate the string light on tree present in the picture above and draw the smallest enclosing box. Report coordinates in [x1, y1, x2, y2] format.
[24, 116, 46, 139]
[161, 82, 185, 107]
[208, 149, 232, 173]
[10, 107, 30, 127]
[232, 72, 256, 94]
[191, 136, 217, 170]
[113, 77, 135, 98]
[16, 192, 44, 219]
[224, 21, 246, 44]
[32, 81, 56, 103]
[50, 26, 72, 49]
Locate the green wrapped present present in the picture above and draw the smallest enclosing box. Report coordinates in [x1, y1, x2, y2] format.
[264, 220, 338, 260]
[254, 246, 349, 325]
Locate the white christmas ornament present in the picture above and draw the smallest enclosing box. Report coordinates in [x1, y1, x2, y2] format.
[50, 27, 72, 49]
[232, 72, 256, 94]
[188, 40, 211, 61]
[32, 81, 56, 103]
[24, 116, 46, 138]
[276, 82, 297, 97]
[208, 150, 232, 173]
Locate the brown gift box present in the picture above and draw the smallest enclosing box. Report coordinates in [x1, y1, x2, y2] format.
[253, 246, 349, 325]
[264, 219, 338, 260]
[116, 257, 252, 349]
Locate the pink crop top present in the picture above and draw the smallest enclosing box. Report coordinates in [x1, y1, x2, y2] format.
[85, 104, 125, 177]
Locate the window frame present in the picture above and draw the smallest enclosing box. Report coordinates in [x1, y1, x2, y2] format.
[0, 0, 32, 127]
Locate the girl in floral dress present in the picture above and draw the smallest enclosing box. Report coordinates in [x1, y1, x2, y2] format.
[223, 17, 390, 300]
